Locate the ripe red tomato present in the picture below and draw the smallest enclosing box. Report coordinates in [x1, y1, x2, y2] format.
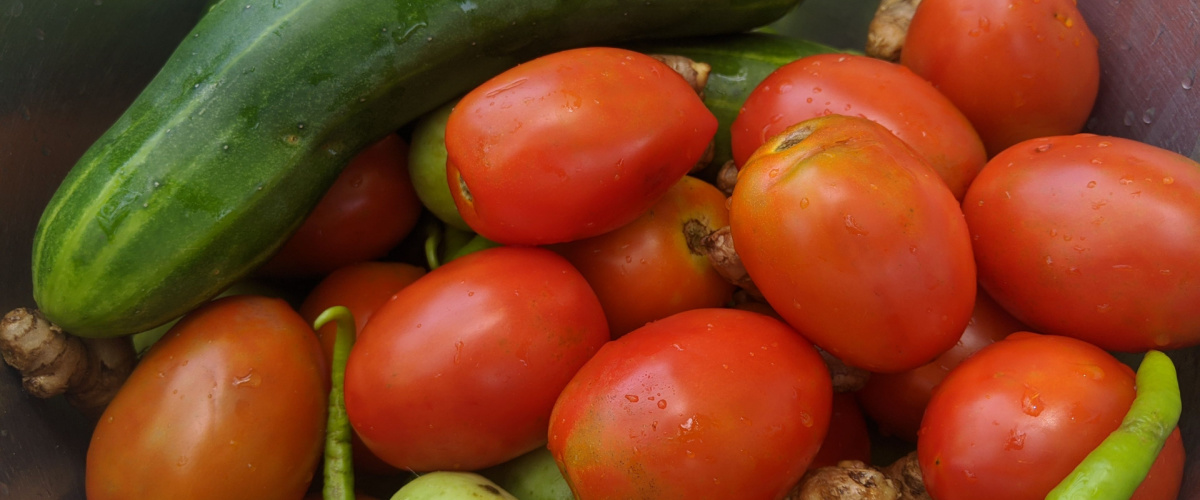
[86, 295, 327, 500]
[900, 0, 1100, 156]
[731, 53, 987, 199]
[855, 288, 1028, 442]
[445, 47, 717, 245]
[344, 246, 610, 472]
[297, 260, 426, 475]
[963, 134, 1200, 352]
[258, 134, 422, 277]
[551, 175, 734, 338]
[548, 308, 832, 500]
[807, 393, 872, 470]
[917, 333, 1159, 500]
[730, 115, 976, 373]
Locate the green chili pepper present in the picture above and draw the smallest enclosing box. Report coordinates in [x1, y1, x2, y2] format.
[313, 306, 358, 500]
[1045, 350, 1182, 500]
[445, 234, 500, 264]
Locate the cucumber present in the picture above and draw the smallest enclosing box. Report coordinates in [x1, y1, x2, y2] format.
[31, 0, 803, 338]
[627, 33, 843, 178]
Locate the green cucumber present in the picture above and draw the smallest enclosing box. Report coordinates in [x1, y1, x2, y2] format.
[31, 0, 803, 338]
[627, 33, 843, 178]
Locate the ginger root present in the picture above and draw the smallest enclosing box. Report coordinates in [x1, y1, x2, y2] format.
[866, 0, 923, 61]
[650, 53, 717, 174]
[789, 452, 931, 500]
[1, 308, 136, 418]
[816, 347, 871, 393]
[700, 225, 763, 299]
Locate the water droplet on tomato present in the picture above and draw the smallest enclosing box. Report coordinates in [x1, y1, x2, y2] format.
[1021, 389, 1044, 416]
[1163, 176, 1175, 185]
[799, 197, 810, 209]
[1004, 429, 1026, 450]
[625, 394, 639, 403]
[658, 400, 668, 409]
[1086, 180, 1098, 188]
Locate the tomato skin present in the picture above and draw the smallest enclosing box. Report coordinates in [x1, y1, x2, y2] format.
[297, 261, 426, 476]
[917, 333, 1136, 500]
[344, 246, 610, 472]
[731, 53, 987, 199]
[855, 288, 1027, 442]
[86, 295, 327, 500]
[730, 115, 976, 373]
[900, 0, 1099, 156]
[445, 47, 717, 245]
[259, 134, 422, 277]
[807, 393, 871, 470]
[551, 175, 734, 338]
[1131, 426, 1186, 500]
[963, 134, 1200, 351]
[548, 308, 832, 500]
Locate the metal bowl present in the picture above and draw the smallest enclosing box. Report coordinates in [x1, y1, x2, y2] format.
[1, 0, 1197, 498]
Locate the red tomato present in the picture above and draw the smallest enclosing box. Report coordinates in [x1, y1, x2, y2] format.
[731, 53, 987, 199]
[445, 47, 717, 245]
[808, 393, 872, 470]
[730, 115, 976, 373]
[855, 288, 1028, 442]
[548, 308, 832, 500]
[551, 175, 734, 337]
[297, 260, 426, 476]
[86, 295, 327, 500]
[918, 333, 1138, 500]
[258, 134, 422, 277]
[963, 135, 1200, 351]
[344, 246, 609, 471]
[900, 0, 1100, 156]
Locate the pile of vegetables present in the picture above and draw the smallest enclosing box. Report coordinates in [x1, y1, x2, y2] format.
[2, 0, 1195, 498]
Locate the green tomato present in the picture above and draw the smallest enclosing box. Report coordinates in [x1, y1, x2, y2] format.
[479, 447, 573, 500]
[390, 471, 516, 500]
[409, 98, 471, 231]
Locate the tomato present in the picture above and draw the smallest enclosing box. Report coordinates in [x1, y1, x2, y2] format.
[855, 288, 1028, 442]
[86, 295, 327, 500]
[344, 246, 609, 472]
[1131, 427, 1186, 500]
[730, 115, 976, 373]
[409, 98, 471, 231]
[900, 0, 1100, 156]
[807, 393, 872, 470]
[445, 47, 717, 245]
[731, 53, 987, 199]
[963, 134, 1200, 352]
[297, 260, 426, 475]
[258, 134, 422, 278]
[548, 308, 832, 500]
[550, 175, 734, 338]
[917, 333, 1142, 500]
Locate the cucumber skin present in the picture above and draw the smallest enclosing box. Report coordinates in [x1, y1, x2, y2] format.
[629, 33, 843, 178]
[31, 0, 803, 338]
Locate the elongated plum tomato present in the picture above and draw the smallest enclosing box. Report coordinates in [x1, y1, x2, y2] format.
[548, 308, 832, 500]
[550, 175, 734, 338]
[918, 333, 1184, 500]
[445, 47, 717, 245]
[86, 295, 327, 500]
[963, 135, 1200, 351]
[855, 287, 1028, 442]
[344, 246, 610, 472]
[900, 0, 1099, 156]
[258, 134, 422, 278]
[731, 53, 987, 199]
[730, 115, 976, 373]
[297, 260, 426, 475]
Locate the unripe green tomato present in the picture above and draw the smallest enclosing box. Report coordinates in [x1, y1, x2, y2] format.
[409, 99, 471, 231]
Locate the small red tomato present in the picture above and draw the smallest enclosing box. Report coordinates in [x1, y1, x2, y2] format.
[731, 53, 987, 199]
[86, 295, 327, 500]
[259, 134, 422, 277]
[298, 260, 426, 475]
[918, 333, 1136, 500]
[901, 0, 1100, 156]
[551, 175, 734, 337]
[963, 134, 1200, 351]
[855, 288, 1028, 442]
[344, 246, 609, 472]
[548, 308, 832, 500]
[445, 47, 717, 245]
[731, 115, 976, 373]
[808, 393, 872, 470]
